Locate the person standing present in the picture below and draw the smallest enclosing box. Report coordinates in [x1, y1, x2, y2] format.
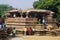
[38, 19, 41, 24]
[12, 27, 16, 37]
[0, 24, 2, 29]
[1, 23, 5, 28]
[32, 27, 35, 35]
[23, 27, 27, 36]
[42, 17, 46, 29]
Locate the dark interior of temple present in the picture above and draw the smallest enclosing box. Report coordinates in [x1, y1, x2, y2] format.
[7, 11, 49, 24]
[22, 13, 26, 18]
[9, 12, 21, 17]
[29, 11, 49, 23]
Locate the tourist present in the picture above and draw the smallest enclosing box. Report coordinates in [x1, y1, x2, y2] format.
[30, 27, 32, 35]
[39, 19, 41, 24]
[42, 17, 46, 29]
[12, 27, 16, 37]
[0, 24, 1, 29]
[27, 27, 32, 35]
[32, 27, 35, 35]
[1, 23, 5, 28]
[23, 26, 27, 36]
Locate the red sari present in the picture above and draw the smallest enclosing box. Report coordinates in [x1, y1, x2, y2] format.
[27, 27, 32, 35]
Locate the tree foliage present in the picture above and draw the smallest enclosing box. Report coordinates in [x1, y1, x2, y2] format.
[33, 0, 60, 23]
[0, 4, 13, 18]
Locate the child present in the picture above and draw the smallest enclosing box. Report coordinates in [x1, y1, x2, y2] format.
[12, 27, 16, 37]
[23, 27, 27, 36]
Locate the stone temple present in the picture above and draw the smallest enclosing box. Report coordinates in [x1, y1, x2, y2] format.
[5, 8, 56, 31]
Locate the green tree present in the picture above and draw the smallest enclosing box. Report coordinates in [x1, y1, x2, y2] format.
[0, 4, 13, 18]
[33, 0, 60, 23]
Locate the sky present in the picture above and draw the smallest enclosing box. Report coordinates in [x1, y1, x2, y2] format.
[0, 0, 36, 9]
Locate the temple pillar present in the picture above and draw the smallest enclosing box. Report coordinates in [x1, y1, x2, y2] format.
[46, 13, 56, 30]
[47, 14, 53, 23]
[13, 14, 16, 18]
[26, 13, 28, 18]
[20, 14, 23, 18]
[5, 16, 8, 18]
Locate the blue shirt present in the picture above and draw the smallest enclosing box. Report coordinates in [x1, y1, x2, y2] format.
[1, 23, 5, 28]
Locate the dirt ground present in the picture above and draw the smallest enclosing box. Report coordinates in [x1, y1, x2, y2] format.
[1, 36, 60, 40]
[23, 36, 60, 40]
[10, 34, 60, 40]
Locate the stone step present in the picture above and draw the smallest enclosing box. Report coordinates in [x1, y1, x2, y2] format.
[6, 24, 44, 31]
[6, 23, 26, 25]
[5, 18, 38, 23]
[5, 23, 38, 26]
[6, 18, 37, 20]
[5, 21, 38, 23]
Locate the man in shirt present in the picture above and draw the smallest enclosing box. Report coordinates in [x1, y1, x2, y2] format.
[42, 18, 46, 29]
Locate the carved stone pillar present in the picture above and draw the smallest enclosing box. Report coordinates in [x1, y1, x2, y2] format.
[26, 13, 28, 18]
[48, 14, 53, 19]
[47, 14, 53, 23]
[21, 14, 23, 18]
[13, 14, 16, 18]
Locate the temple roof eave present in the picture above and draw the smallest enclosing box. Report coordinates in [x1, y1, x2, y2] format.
[24, 10, 54, 14]
[9, 9, 22, 13]
[5, 8, 54, 15]
[9, 10, 18, 12]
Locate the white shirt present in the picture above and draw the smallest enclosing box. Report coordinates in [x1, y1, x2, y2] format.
[42, 19, 45, 23]
[0, 25, 1, 29]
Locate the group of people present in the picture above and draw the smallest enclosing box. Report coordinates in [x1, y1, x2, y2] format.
[23, 27, 35, 35]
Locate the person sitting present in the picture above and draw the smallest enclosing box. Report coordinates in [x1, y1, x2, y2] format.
[46, 24, 53, 31]
[26, 27, 32, 35]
